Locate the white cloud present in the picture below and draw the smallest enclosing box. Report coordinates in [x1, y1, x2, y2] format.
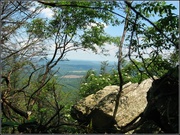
[29, 6, 36, 12]
[40, 8, 54, 18]
[101, 22, 108, 28]
[64, 43, 119, 62]
[86, 22, 108, 29]
[28, 2, 54, 19]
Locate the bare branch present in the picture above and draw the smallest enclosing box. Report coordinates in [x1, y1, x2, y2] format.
[113, 1, 131, 118]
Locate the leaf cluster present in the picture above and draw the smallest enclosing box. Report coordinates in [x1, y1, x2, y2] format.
[129, 1, 178, 50]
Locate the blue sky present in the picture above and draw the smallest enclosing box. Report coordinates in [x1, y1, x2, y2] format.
[39, 1, 179, 62]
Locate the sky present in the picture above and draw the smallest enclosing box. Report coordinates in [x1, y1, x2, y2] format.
[39, 1, 179, 62]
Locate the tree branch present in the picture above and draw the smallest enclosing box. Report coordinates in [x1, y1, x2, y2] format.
[124, 0, 178, 49]
[113, 2, 131, 118]
[2, 99, 30, 119]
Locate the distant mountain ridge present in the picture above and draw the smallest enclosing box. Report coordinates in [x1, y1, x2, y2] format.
[53, 59, 117, 77]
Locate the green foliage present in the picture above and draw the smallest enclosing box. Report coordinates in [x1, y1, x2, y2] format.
[122, 55, 175, 82]
[26, 18, 49, 38]
[26, 1, 121, 54]
[2, 0, 179, 133]
[79, 54, 175, 97]
[128, 1, 178, 51]
[3, 1, 122, 132]
[81, 25, 112, 52]
[125, 1, 178, 83]
[134, 1, 176, 17]
[79, 62, 120, 97]
[100, 61, 109, 75]
[1, 120, 20, 133]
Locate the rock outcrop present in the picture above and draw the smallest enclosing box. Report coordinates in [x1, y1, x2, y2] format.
[71, 78, 153, 133]
[71, 66, 179, 133]
[139, 66, 179, 133]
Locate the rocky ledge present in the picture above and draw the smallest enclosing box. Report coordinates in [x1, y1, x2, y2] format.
[71, 66, 178, 133]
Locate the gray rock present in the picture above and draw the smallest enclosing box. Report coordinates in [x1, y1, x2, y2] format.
[71, 65, 179, 133]
[71, 78, 154, 133]
[142, 69, 179, 133]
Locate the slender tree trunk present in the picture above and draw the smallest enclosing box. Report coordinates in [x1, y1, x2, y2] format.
[113, 2, 131, 118]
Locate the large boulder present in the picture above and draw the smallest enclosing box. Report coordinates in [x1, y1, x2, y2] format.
[71, 66, 179, 133]
[71, 78, 154, 133]
[139, 66, 179, 133]
[119, 66, 179, 134]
